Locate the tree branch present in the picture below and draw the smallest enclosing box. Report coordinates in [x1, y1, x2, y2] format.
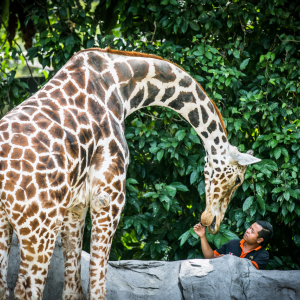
[151, 21, 157, 44]
[0, 32, 10, 51]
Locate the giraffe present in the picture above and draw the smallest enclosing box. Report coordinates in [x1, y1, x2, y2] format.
[0, 47, 261, 300]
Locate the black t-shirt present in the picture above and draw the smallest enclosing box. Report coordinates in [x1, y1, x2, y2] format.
[214, 239, 269, 270]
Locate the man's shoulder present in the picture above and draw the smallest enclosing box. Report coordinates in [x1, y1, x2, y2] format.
[222, 239, 241, 250]
[256, 247, 269, 258]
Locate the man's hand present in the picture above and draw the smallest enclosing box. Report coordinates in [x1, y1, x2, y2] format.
[193, 222, 206, 239]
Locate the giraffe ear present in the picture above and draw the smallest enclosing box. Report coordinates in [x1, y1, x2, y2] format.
[230, 151, 261, 166]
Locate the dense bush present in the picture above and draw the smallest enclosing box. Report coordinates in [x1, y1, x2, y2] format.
[1, 0, 300, 270]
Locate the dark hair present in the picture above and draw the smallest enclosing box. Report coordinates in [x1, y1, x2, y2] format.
[256, 220, 273, 248]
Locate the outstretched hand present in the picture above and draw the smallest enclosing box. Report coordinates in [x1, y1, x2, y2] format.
[193, 222, 206, 239]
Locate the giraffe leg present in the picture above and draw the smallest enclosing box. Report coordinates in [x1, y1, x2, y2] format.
[61, 205, 88, 300]
[0, 206, 13, 300]
[13, 220, 62, 300]
[88, 190, 124, 300]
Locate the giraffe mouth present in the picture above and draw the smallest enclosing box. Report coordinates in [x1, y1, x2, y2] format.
[209, 216, 216, 231]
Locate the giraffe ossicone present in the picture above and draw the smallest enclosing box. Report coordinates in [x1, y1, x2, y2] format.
[0, 47, 260, 300]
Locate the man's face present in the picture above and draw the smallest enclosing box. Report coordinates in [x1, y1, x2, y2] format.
[243, 222, 264, 245]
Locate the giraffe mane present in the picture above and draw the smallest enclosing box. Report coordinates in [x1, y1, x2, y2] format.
[75, 47, 227, 136]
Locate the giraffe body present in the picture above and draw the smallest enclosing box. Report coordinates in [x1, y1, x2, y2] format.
[0, 48, 260, 300]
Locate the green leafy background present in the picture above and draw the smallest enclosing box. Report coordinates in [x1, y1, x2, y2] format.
[1, 0, 300, 270]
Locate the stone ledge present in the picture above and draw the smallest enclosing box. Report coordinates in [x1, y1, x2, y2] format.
[8, 233, 300, 300]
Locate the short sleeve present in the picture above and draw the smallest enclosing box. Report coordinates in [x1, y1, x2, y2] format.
[251, 251, 269, 270]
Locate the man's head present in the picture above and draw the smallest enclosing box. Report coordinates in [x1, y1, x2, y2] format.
[244, 221, 273, 248]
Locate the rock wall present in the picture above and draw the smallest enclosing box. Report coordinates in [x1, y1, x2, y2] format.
[7, 233, 300, 300]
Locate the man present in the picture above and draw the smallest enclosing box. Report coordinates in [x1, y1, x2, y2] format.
[193, 220, 273, 270]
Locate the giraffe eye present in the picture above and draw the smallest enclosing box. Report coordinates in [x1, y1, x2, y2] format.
[235, 176, 241, 185]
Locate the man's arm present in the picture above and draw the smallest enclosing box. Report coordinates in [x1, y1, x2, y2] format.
[193, 223, 220, 259]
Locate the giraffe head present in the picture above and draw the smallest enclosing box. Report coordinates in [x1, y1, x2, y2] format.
[201, 146, 261, 234]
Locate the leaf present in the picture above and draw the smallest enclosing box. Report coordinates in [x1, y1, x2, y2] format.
[161, 0, 169, 4]
[243, 196, 254, 211]
[165, 185, 176, 197]
[225, 77, 231, 86]
[294, 235, 300, 247]
[263, 160, 278, 172]
[157, 150, 164, 161]
[41, 30, 48, 38]
[170, 0, 177, 4]
[283, 191, 290, 201]
[223, 230, 239, 240]
[148, 5, 157, 11]
[205, 52, 212, 60]
[171, 182, 189, 191]
[126, 178, 138, 185]
[190, 170, 199, 185]
[233, 49, 240, 58]
[288, 202, 295, 212]
[87, 39, 94, 48]
[143, 192, 157, 198]
[218, 76, 225, 83]
[242, 181, 250, 192]
[256, 183, 264, 197]
[18, 82, 29, 89]
[282, 204, 288, 217]
[197, 180, 205, 195]
[175, 130, 186, 141]
[234, 119, 242, 131]
[281, 148, 289, 157]
[7, 71, 16, 85]
[295, 204, 300, 216]
[270, 140, 278, 148]
[243, 112, 250, 121]
[257, 195, 266, 211]
[250, 205, 256, 217]
[152, 201, 160, 213]
[189, 21, 200, 31]
[213, 233, 223, 248]
[160, 194, 171, 211]
[190, 227, 199, 239]
[181, 20, 188, 33]
[160, 194, 171, 202]
[227, 18, 232, 28]
[139, 136, 145, 149]
[149, 146, 160, 153]
[274, 148, 281, 159]
[240, 58, 250, 70]
[288, 189, 298, 199]
[179, 230, 191, 247]
[12, 86, 19, 98]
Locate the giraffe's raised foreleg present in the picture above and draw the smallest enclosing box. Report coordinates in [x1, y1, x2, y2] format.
[0, 205, 13, 300]
[61, 204, 88, 300]
[87, 181, 126, 300]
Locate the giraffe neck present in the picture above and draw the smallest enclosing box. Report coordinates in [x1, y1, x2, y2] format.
[112, 54, 229, 158]
[66, 50, 229, 158]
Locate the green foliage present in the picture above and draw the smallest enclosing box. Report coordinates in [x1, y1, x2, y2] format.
[1, 0, 300, 269]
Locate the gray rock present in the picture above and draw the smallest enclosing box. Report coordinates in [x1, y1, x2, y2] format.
[106, 260, 182, 300]
[7, 233, 300, 300]
[179, 256, 300, 300]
